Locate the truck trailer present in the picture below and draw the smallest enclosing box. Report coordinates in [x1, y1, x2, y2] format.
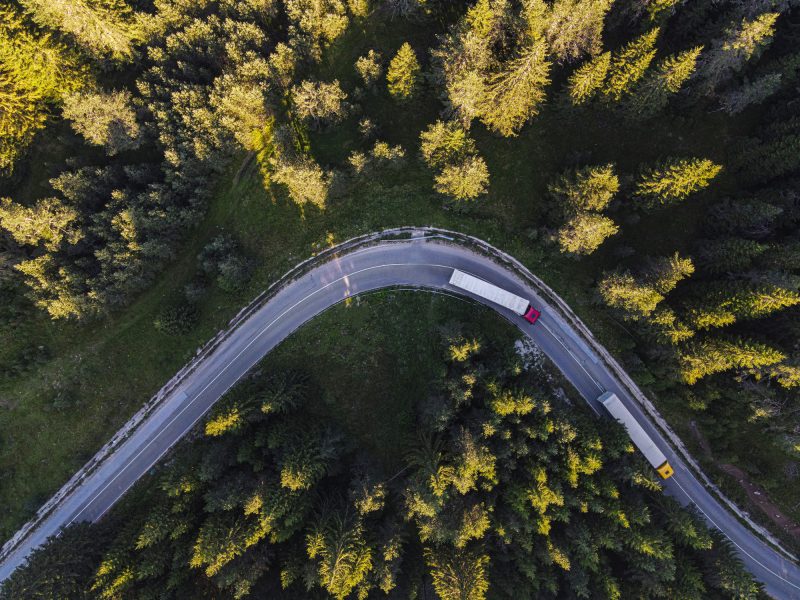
[599, 391, 674, 479]
[449, 269, 540, 324]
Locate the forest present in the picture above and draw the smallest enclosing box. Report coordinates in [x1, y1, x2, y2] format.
[0, 0, 799, 593]
[1, 308, 762, 598]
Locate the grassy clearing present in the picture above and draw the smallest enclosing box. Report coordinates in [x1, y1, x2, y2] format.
[259, 290, 521, 470]
[1, 14, 796, 543]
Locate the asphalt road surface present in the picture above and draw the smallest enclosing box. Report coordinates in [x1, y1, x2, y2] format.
[1, 238, 798, 597]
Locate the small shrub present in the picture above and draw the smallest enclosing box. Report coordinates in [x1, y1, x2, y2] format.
[154, 301, 198, 335]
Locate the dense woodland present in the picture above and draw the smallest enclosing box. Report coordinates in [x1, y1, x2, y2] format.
[1, 0, 800, 592]
[1, 328, 761, 599]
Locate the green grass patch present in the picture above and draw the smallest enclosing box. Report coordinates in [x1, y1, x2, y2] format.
[259, 290, 520, 470]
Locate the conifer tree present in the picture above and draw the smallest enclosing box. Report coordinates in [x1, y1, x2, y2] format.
[603, 28, 660, 102]
[550, 164, 620, 256]
[633, 0, 680, 22]
[695, 238, 769, 274]
[481, 39, 551, 137]
[62, 89, 142, 154]
[687, 282, 800, 329]
[696, 12, 779, 93]
[420, 121, 478, 169]
[549, 164, 619, 211]
[387, 43, 421, 102]
[429, 0, 505, 127]
[679, 337, 785, 384]
[355, 49, 383, 88]
[557, 212, 619, 256]
[635, 158, 722, 206]
[707, 198, 782, 237]
[285, 0, 348, 55]
[14, 255, 90, 319]
[648, 252, 695, 294]
[719, 73, 781, 115]
[20, 0, 142, 60]
[420, 121, 490, 201]
[424, 545, 491, 600]
[0, 524, 105, 599]
[533, 0, 614, 64]
[434, 157, 490, 201]
[0, 8, 85, 172]
[598, 253, 692, 319]
[290, 79, 348, 130]
[0, 197, 82, 251]
[307, 512, 374, 600]
[626, 46, 702, 118]
[738, 132, 800, 184]
[648, 307, 695, 344]
[597, 270, 665, 319]
[568, 51, 610, 105]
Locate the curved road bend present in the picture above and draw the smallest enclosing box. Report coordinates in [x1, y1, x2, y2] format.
[0, 239, 798, 597]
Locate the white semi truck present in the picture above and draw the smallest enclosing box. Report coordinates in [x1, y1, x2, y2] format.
[599, 391, 674, 479]
[449, 269, 540, 324]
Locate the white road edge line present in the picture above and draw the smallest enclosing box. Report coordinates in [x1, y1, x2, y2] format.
[671, 475, 800, 590]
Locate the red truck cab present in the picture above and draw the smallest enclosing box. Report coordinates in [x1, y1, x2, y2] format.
[523, 306, 541, 324]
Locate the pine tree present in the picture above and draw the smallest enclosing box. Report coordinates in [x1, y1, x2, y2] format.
[355, 49, 383, 88]
[707, 198, 782, 237]
[272, 157, 332, 208]
[597, 270, 665, 319]
[424, 545, 491, 600]
[420, 121, 478, 169]
[648, 252, 695, 294]
[429, 0, 502, 127]
[598, 254, 692, 319]
[633, 0, 680, 22]
[695, 238, 769, 274]
[679, 337, 785, 384]
[284, 0, 348, 55]
[557, 212, 619, 255]
[434, 156, 490, 201]
[481, 39, 551, 137]
[568, 51, 610, 105]
[648, 307, 695, 344]
[739, 132, 800, 184]
[548, 164, 619, 211]
[687, 282, 800, 329]
[387, 43, 422, 102]
[0, 8, 86, 172]
[635, 158, 722, 206]
[603, 28, 660, 102]
[190, 511, 269, 578]
[419, 120, 489, 200]
[291, 80, 348, 130]
[719, 73, 781, 115]
[696, 12, 779, 93]
[62, 89, 142, 154]
[15, 255, 91, 319]
[534, 0, 614, 64]
[20, 0, 142, 60]
[307, 512, 374, 600]
[626, 46, 702, 118]
[0, 197, 82, 251]
[0, 523, 106, 599]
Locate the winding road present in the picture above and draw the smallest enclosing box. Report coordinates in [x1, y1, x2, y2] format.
[1, 232, 798, 597]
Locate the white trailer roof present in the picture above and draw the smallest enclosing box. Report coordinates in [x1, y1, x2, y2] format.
[449, 269, 529, 315]
[599, 392, 668, 469]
